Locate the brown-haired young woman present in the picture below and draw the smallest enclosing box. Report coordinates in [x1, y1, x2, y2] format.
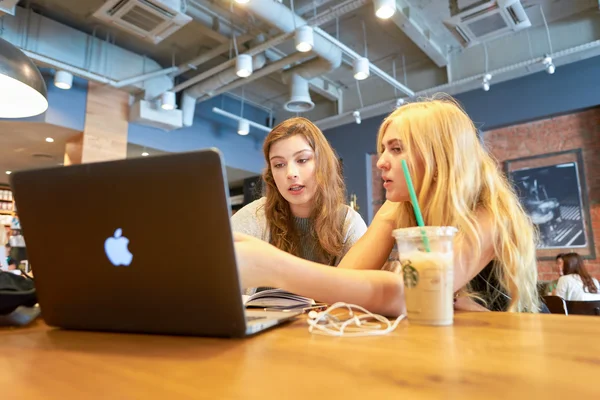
[231, 117, 367, 276]
[555, 253, 600, 301]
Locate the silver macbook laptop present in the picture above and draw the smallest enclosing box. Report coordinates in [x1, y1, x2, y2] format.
[10, 148, 299, 337]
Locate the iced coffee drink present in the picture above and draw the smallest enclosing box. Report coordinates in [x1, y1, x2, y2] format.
[392, 226, 457, 326]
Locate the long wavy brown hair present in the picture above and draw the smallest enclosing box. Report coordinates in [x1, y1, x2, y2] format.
[562, 253, 598, 293]
[262, 117, 346, 265]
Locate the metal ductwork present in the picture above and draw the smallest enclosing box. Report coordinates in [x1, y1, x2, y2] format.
[285, 73, 314, 112]
[244, 0, 342, 80]
[181, 52, 267, 126]
[180, 0, 343, 124]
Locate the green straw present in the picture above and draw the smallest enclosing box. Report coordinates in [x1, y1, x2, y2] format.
[401, 159, 431, 252]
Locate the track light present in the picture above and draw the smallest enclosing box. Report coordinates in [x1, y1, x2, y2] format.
[212, 107, 271, 133]
[396, 98, 405, 108]
[373, 0, 396, 19]
[160, 91, 176, 110]
[353, 57, 370, 80]
[353, 110, 361, 125]
[54, 70, 73, 90]
[482, 73, 492, 91]
[238, 119, 250, 136]
[543, 55, 555, 74]
[295, 26, 314, 53]
[236, 54, 253, 78]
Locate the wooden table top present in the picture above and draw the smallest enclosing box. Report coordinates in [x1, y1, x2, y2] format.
[1, 312, 600, 399]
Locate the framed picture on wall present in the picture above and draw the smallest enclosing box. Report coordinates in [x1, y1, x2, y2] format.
[504, 149, 595, 260]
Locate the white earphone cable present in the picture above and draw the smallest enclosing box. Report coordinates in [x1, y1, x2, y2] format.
[307, 302, 405, 337]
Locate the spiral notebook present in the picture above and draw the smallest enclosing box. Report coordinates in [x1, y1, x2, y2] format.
[242, 289, 316, 310]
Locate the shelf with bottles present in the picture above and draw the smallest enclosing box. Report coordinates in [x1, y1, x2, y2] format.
[0, 187, 14, 217]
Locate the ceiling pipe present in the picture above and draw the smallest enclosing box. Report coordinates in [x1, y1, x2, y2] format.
[285, 73, 314, 112]
[186, 3, 283, 64]
[113, 66, 179, 88]
[23, 49, 118, 85]
[176, 0, 366, 92]
[23, 49, 179, 91]
[173, 35, 254, 78]
[239, 0, 342, 78]
[314, 39, 600, 129]
[313, 26, 415, 96]
[180, 0, 360, 123]
[174, 0, 368, 97]
[234, 0, 413, 96]
[212, 107, 272, 133]
[199, 52, 308, 100]
[181, 52, 267, 126]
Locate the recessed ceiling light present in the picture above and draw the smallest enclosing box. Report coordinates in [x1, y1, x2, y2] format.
[5, 171, 11, 175]
[45, 137, 54, 143]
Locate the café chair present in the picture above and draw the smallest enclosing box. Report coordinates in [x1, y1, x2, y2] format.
[565, 300, 600, 316]
[542, 296, 568, 315]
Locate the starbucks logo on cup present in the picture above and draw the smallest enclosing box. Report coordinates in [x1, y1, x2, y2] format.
[402, 260, 419, 288]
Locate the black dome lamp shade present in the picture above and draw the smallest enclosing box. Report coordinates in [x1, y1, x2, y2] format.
[0, 37, 48, 118]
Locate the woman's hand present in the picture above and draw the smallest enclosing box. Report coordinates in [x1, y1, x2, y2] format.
[233, 232, 282, 289]
[454, 296, 490, 312]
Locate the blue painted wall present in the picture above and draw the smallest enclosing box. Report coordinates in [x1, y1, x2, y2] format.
[2, 67, 268, 174]
[326, 55, 600, 223]
[128, 95, 269, 174]
[42, 75, 87, 131]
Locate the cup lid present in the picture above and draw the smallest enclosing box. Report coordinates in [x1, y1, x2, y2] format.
[392, 226, 458, 238]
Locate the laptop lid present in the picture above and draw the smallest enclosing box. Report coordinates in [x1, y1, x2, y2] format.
[11, 148, 249, 337]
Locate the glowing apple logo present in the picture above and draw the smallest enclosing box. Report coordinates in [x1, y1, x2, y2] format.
[104, 228, 133, 266]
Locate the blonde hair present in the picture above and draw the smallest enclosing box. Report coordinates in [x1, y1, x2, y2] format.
[262, 117, 346, 264]
[377, 96, 539, 312]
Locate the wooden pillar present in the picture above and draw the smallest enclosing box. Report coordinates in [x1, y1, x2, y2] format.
[64, 82, 129, 165]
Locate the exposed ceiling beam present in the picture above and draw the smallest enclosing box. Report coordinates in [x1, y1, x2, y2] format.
[390, 1, 448, 67]
[295, 0, 339, 17]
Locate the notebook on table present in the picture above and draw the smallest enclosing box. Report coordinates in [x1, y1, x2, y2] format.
[243, 289, 316, 310]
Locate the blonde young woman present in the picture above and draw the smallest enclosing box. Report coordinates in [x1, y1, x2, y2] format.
[234, 97, 540, 315]
[231, 117, 367, 278]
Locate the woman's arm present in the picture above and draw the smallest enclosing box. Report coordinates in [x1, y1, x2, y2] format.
[453, 210, 496, 292]
[337, 200, 398, 270]
[234, 233, 405, 316]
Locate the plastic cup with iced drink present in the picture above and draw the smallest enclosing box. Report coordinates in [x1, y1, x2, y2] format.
[392, 226, 458, 326]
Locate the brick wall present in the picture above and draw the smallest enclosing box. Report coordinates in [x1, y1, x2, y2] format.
[485, 107, 600, 281]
